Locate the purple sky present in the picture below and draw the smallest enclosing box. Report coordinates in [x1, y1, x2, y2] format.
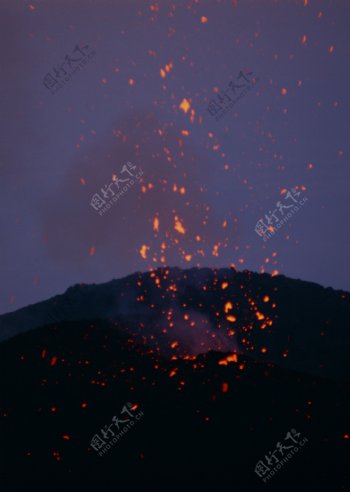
[1, 0, 349, 315]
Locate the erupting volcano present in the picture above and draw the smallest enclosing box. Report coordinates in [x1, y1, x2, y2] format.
[0, 267, 349, 490]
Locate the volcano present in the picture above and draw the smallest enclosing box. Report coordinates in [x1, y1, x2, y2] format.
[0, 267, 349, 491]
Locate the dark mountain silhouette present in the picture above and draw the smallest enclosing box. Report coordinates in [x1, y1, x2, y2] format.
[0, 268, 349, 491]
[0, 267, 349, 378]
[0, 318, 349, 491]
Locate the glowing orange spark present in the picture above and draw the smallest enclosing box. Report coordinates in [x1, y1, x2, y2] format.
[179, 98, 190, 113]
[153, 216, 160, 233]
[140, 245, 150, 259]
[50, 356, 57, 367]
[218, 354, 238, 366]
[224, 301, 233, 313]
[222, 382, 229, 393]
[212, 244, 220, 257]
[301, 34, 307, 45]
[174, 217, 186, 234]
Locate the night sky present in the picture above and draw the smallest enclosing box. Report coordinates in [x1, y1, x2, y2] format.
[1, 0, 349, 315]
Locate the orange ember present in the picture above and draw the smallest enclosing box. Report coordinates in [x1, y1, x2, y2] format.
[218, 354, 238, 365]
[224, 301, 233, 313]
[153, 216, 160, 233]
[140, 244, 150, 259]
[174, 216, 186, 234]
[179, 98, 191, 113]
[222, 382, 229, 393]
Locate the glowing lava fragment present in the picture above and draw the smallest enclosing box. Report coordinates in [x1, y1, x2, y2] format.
[301, 34, 308, 45]
[50, 356, 58, 366]
[226, 315, 237, 323]
[263, 296, 270, 302]
[222, 382, 229, 393]
[62, 435, 70, 440]
[174, 217, 186, 234]
[153, 216, 160, 233]
[52, 451, 61, 461]
[224, 301, 233, 313]
[201, 16, 208, 23]
[218, 354, 238, 365]
[140, 245, 150, 259]
[281, 88, 287, 96]
[179, 98, 191, 113]
[221, 282, 229, 290]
